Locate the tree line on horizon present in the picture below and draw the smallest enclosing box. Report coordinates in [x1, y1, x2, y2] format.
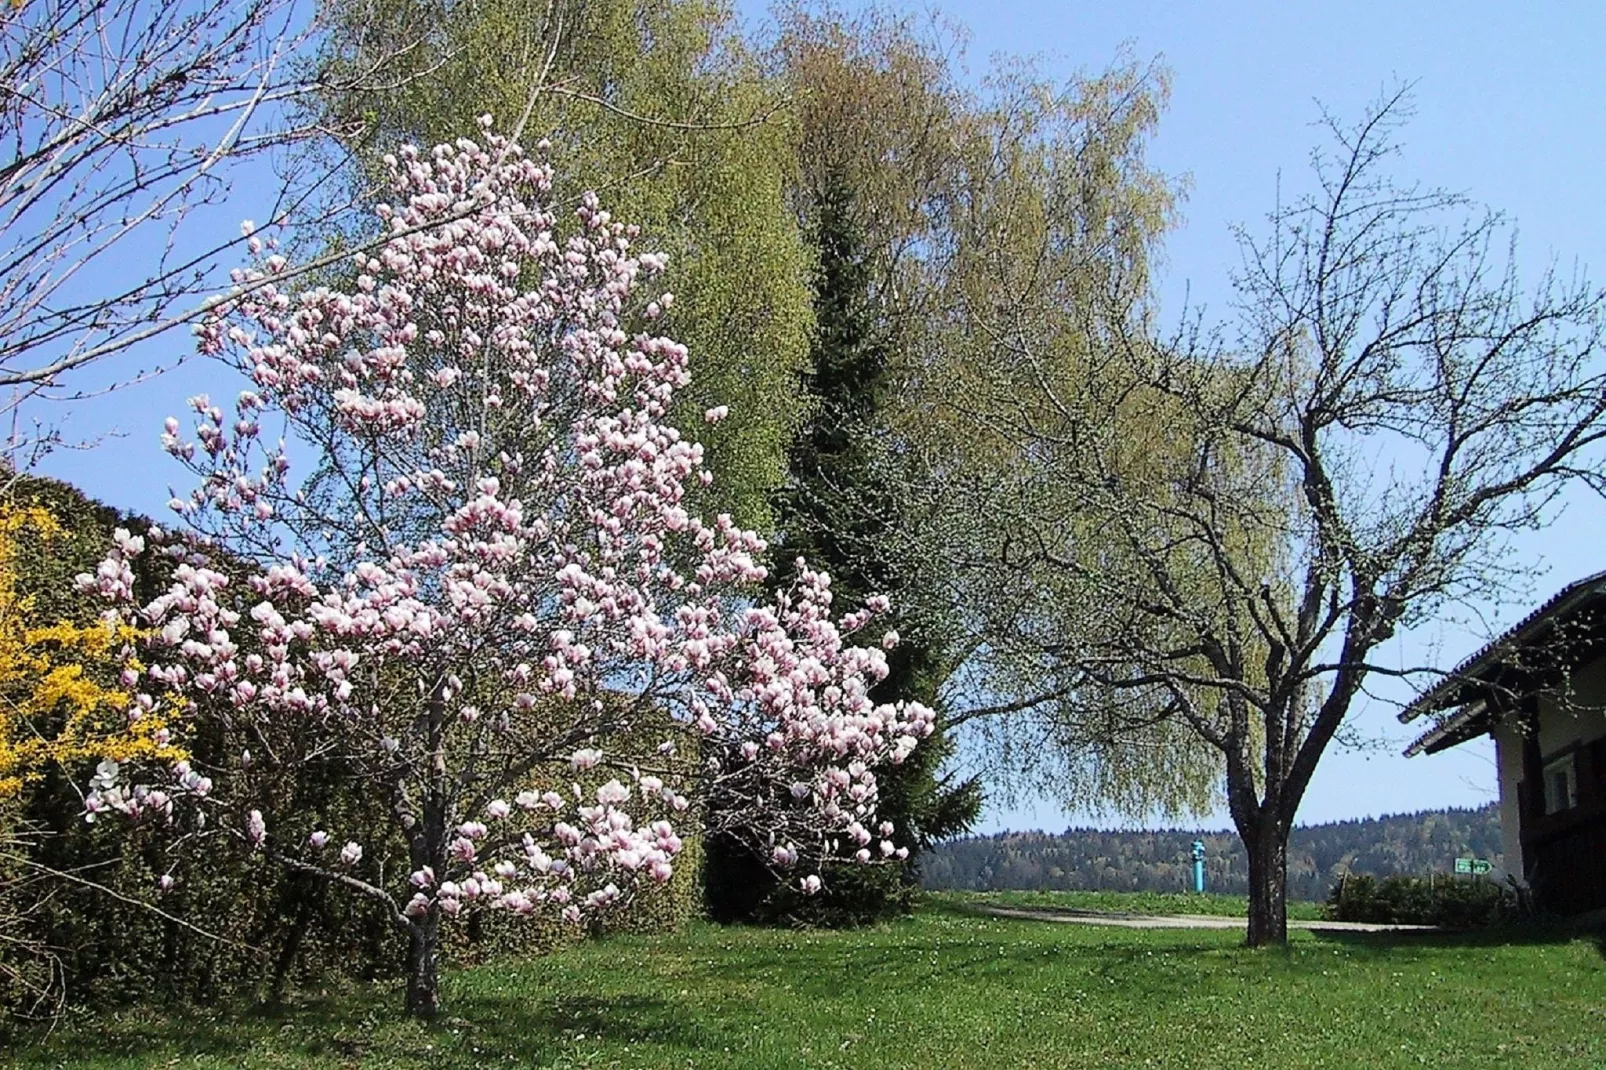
[922, 804, 1505, 902]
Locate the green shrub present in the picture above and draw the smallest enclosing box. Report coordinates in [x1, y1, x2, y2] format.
[0, 476, 403, 1011]
[703, 830, 914, 929]
[1324, 872, 1523, 928]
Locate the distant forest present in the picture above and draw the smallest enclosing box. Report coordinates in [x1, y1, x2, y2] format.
[922, 804, 1504, 902]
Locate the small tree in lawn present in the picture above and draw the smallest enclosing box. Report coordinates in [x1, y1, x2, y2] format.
[76, 120, 933, 1017]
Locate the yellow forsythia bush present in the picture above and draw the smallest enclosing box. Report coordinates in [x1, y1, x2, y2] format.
[0, 503, 181, 797]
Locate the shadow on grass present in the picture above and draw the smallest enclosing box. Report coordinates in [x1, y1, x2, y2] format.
[10, 995, 376, 1067]
[925, 894, 1256, 934]
[968, 902, 1220, 923]
[1308, 915, 1606, 958]
[917, 894, 1000, 921]
[13, 935, 1235, 1066]
[11, 985, 700, 1068]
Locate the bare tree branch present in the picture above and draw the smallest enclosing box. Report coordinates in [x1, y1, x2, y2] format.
[0, 0, 436, 401]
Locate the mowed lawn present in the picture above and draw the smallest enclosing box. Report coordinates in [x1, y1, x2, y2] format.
[939, 888, 1329, 921]
[15, 898, 1606, 1069]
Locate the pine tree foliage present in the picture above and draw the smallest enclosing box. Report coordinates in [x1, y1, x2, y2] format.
[762, 8, 1231, 823]
[704, 173, 980, 926]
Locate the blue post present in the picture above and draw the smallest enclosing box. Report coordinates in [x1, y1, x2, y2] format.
[1191, 839, 1206, 894]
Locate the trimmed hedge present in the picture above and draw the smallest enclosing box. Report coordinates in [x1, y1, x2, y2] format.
[1324, 872, 1526, 929]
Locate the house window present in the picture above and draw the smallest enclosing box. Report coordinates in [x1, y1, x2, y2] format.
[1543, 753, 1578, 814]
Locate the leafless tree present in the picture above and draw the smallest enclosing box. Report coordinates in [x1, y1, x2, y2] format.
[0, 0, 440, 423]
[932, 88, 1606, 944]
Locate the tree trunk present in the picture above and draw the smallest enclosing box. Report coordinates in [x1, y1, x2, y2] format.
[1245, 821, 1289, 947]
[404, 913, 441, 1018]
[268, 880, 317, 1005]
[402, 680, 451, 1019]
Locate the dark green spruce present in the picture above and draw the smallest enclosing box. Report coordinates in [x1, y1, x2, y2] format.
[704, 173, 981, 926]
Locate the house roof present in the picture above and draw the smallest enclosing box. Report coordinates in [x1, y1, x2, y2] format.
[1400, 570, 1606, 758]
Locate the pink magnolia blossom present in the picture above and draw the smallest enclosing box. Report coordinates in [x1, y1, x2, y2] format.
[246, 809, 266, 848]
[77, 121, 931, 1011]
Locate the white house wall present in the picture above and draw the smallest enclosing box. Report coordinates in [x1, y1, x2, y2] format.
[1493, 721, 1526, 879]
[1490, 653, 1606, 885]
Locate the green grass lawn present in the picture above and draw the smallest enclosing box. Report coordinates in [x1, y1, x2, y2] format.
[943, 888, 1327, 921]
[14, 896, 1605, 1068]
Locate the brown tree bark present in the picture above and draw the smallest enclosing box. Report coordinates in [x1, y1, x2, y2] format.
[404, 912, 441, 1019]
[1244, 819, 1290, 947]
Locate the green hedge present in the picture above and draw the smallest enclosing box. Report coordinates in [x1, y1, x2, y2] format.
[1, 475, 404, 1010]
[1324, 873, 1526, 929]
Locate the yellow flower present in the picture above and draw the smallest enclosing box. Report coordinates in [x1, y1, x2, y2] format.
[0, 503, 183, 798]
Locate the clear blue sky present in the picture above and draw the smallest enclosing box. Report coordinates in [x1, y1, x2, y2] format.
[32, 1, 1606, 835]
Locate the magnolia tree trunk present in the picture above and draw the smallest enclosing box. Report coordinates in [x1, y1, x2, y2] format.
[1244, 821, 1290, 947]
[404, 912, 442, 1018]
[403, 696, 450, 1018]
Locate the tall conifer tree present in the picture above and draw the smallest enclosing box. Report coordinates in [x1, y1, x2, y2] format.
[704, 172, 981, 925]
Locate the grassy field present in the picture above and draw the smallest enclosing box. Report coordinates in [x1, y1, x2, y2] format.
[942, 888, 1327, 921]
[13, 895, 1605, 1068]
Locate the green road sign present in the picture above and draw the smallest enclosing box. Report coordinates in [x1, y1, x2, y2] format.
[1454, 857, 1472, 874]
[1472, 859, 1492, 875]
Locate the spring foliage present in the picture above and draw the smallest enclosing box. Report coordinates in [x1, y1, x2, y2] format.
[314, 0, 816, 532]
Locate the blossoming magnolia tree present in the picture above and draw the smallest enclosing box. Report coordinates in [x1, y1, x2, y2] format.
[77, 118, 933, 1017]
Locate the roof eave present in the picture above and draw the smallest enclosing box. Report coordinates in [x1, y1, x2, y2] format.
[1398, 571, 1606, 727]
[1403, 699, 1491, 758]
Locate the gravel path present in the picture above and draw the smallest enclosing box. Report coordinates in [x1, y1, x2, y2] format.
[976, 905, 1437, 933]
